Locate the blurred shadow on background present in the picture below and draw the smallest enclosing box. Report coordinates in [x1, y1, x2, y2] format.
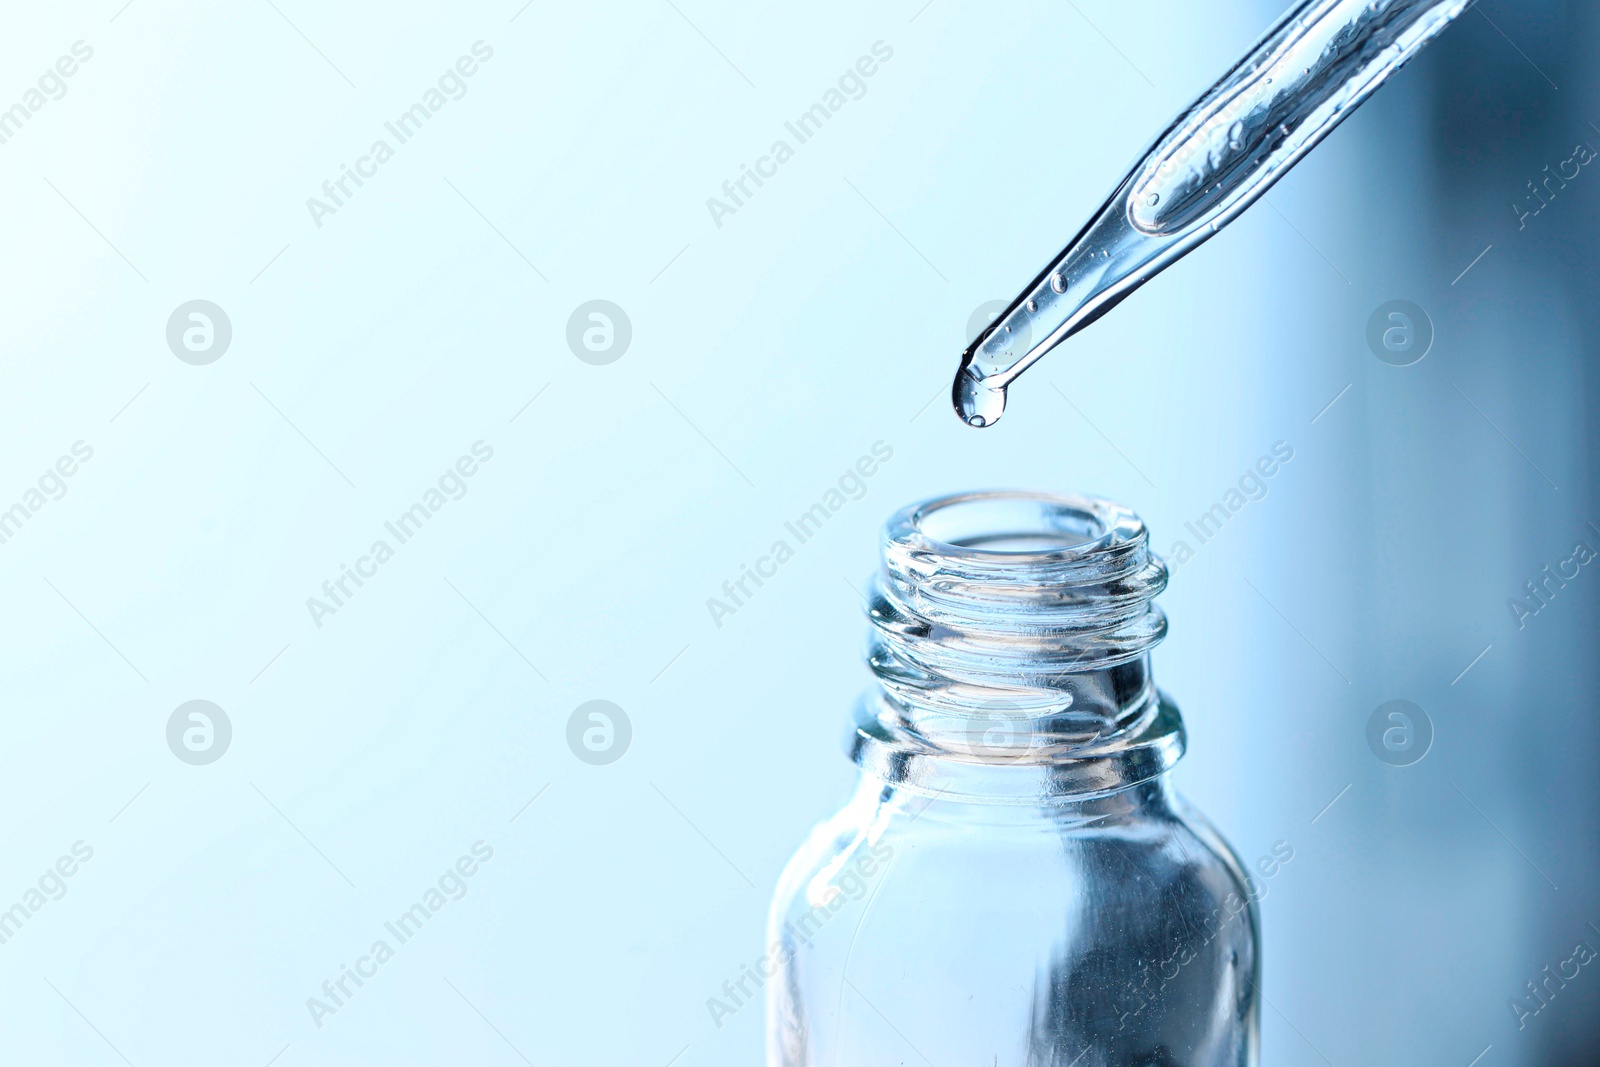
[1421, 1, 1600, 1063]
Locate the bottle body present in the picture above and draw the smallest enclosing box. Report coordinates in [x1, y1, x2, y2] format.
[766, 491, 1260, 1066]
[766, 730, 1259, 1066]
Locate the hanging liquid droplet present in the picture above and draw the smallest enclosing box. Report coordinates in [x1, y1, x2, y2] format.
[1145, 192, 1160, 206]
[953, 369, 1007, 428]
[1026, 299, 1038, 313]
[1050, 273, 1067, 293]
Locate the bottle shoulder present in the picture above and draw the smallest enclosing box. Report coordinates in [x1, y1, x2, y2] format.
[773, 776, 1257, 924]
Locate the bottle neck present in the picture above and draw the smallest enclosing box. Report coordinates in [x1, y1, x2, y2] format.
[850, 491, 1185, 804]
[840, 758, 1180, 828]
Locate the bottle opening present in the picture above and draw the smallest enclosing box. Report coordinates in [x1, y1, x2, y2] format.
[913, 492, 1109, 555]
[879, 490, 1166, 637]
[853, 490, 1182, 798]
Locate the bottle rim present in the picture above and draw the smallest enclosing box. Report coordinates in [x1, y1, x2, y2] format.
[857, 489, 1181, 797]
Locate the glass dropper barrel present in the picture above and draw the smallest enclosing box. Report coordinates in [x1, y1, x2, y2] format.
[953, 0, 1476, 427]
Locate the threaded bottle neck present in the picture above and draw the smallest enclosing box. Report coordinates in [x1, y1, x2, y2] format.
[851, 491, 1183, 801]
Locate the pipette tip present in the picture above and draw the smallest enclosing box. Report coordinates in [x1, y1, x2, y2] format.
[953, 365, 1007, 428]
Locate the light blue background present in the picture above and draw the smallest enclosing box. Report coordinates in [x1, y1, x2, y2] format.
[1, 1, 1596, 1064]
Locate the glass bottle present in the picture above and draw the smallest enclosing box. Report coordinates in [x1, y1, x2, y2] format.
[766, 491, 1259, 1066]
